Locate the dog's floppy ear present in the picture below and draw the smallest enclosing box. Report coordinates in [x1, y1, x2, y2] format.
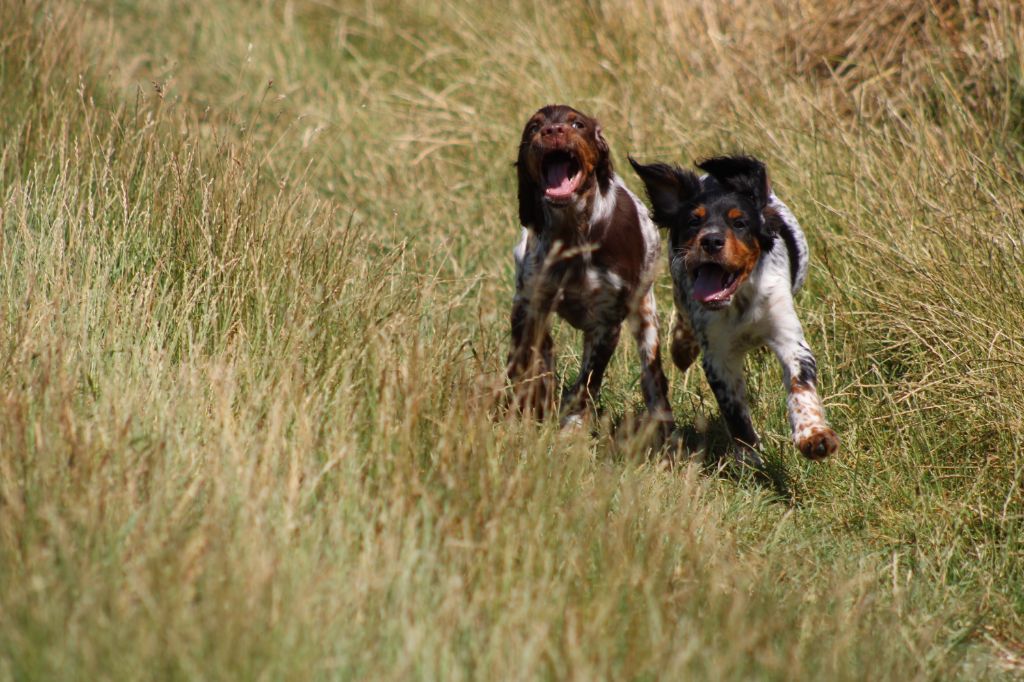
[595, 124, 612, 192]
[516, 158, 542, 228]
[516, 139, 543, 228]
[628, 156, 701, 226]
[696, 155, 769, 211]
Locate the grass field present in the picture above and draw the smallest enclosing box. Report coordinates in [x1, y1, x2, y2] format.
[2, 0, 1023, 679]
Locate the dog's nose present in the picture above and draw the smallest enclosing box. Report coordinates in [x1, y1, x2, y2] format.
[701, 234, 725, 254]
[541, 123, 567, 137]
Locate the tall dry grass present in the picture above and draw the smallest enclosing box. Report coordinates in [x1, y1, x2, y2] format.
[1, 0, 1023, 679]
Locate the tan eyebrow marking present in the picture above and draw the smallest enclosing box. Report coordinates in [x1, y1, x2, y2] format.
[693, 206, 706, 219]
[727, 208, 743, 220]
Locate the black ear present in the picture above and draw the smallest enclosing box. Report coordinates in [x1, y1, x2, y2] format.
[628, 156, 701, 226]
[595, 124, 612, 192]
[696, 155, 769, 211]
[516, 145, 542, 228]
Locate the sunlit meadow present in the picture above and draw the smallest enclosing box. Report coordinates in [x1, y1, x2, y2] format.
[1, 1, 1023, 679]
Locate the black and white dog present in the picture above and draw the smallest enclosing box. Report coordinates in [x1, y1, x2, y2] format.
[630, 155, 838, 461]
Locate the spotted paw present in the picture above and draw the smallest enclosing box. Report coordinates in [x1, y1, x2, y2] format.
[797, 428, 839, 460]
[559, 413, 586, 431]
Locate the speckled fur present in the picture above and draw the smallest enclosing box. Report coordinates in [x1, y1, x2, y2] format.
[631, 155, 838, 460]
[507, 106, 672, 436]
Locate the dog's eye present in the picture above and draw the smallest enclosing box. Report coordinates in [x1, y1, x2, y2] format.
[688, 215, 703, 228]
[571, 120, 585, 130]
[732, 218, 747, 231]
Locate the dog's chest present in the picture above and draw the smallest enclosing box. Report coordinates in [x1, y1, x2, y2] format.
[700, 311, 764, 354]
[673, 246, 794, 353]
[555, 261, 627, 328]
[519, 241, 627, 329]
[686, 285, 777, 353]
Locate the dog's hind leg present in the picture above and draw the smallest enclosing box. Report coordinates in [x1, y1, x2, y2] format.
[767, 328, 839, 460]
[628, 289, 675, 437]
[670, 311, 701, 374]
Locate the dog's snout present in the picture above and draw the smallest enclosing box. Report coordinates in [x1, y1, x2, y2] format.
[700, 233, 725, 254]
[541, 123, 567, 137]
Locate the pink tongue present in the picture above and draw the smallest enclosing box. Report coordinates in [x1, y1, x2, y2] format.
[693, 266, 728, 302]
[544, 160, 573, 195]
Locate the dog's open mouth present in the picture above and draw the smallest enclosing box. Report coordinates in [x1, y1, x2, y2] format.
[541, 150, 583, 201]
[692, 264, 743, 308]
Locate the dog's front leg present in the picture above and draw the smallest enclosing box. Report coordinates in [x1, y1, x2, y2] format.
[701, 348, 761, 463]
[767, 327, 839, 460]
[560, 324, 621, 428]
[628, 290, 675, 437]
[507, 296, 555, 419]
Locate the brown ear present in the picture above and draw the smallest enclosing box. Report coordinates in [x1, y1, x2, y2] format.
[595, 124, 612, 192]
[516, 144, 542, 228]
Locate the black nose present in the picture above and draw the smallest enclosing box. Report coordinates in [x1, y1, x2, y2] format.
[700, 234, 725, 254]
[541, 123, 567, 137]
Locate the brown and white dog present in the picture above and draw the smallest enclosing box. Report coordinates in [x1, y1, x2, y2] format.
[506, 105, 674, 437]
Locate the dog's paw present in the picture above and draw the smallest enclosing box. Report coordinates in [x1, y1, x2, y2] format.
[728, 442, 765, 470]
[559, 413, 586, 431]
[649, 413, 676, 443]
[796, 427, 839, 460]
